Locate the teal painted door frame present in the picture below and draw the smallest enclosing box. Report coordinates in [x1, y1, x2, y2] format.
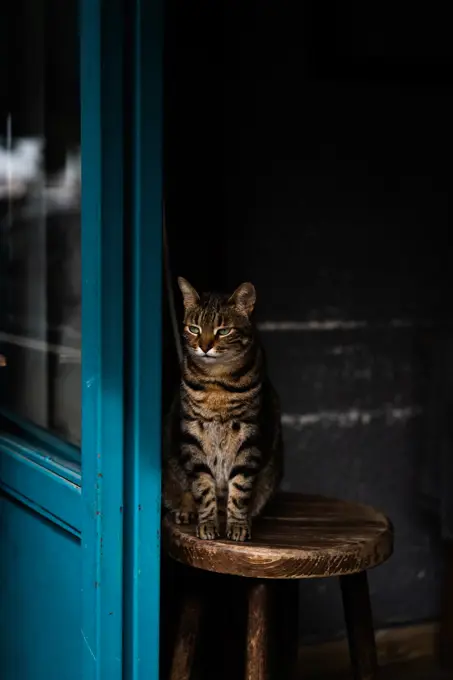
[0, 1, 162, 678]
[123, 0, 163, 676]
[80, 0, 126, 676]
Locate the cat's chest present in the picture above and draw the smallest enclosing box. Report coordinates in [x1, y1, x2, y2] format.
[203, 420, 235, 455]
[201, 389, 241, 417]
[203, 420, 237, 488]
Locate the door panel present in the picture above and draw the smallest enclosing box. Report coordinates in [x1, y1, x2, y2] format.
[0, 3, 85, 677]
[0, 496, 81, 680]
[0, 1, 162, 678]
[0, 0, 124, 678]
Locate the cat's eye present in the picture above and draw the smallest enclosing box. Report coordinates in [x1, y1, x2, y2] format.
[187, 325, 201, 335]
[217, 327, 232, 336]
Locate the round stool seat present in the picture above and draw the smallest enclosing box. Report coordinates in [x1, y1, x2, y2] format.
[163, 492, 393, 579]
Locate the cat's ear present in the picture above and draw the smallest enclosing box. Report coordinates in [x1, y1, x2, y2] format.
[229, 282, 256, 316]
[178, 277, 200, 309]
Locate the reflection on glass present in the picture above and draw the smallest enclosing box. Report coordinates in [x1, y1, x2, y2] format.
[0, 0, 81, 446]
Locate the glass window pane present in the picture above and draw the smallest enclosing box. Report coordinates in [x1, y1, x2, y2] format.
[0, 0, 81, 446]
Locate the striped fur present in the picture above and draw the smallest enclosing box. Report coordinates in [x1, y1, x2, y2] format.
[163, 278, 283, 541]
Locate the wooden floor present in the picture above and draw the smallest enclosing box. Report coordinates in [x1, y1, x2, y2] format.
[378, 661, 451, 680]
[312, 659, 452, 680]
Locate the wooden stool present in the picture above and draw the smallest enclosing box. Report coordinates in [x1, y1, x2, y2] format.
[164, 493, 393, 680]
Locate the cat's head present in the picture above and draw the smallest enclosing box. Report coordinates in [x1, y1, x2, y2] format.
[178, 277, 256, 363]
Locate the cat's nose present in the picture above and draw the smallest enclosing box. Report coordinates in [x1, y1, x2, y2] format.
[200, 340, 213, 354]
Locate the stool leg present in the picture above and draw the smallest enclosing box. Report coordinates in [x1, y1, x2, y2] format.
[169, 591, 202, 680]
[245, 580, 270, 680]
[340, 571, 378, 680]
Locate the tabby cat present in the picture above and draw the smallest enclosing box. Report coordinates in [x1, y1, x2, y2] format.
[163, 277, 283, 541]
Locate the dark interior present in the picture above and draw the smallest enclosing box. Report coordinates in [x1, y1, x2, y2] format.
[163, 0, 452, 650]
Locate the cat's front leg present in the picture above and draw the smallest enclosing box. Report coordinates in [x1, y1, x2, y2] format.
[180, 431, 219, 539]
[226, 435, 261, 541]
[191, 462, 219, 539]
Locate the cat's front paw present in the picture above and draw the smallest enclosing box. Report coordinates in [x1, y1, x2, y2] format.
[197, 521, 219, 540]
[226, 522, 250, 542]
[173, 510, 195, 525]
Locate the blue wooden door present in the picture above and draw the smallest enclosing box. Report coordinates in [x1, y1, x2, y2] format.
[0, 1, 162, 679]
